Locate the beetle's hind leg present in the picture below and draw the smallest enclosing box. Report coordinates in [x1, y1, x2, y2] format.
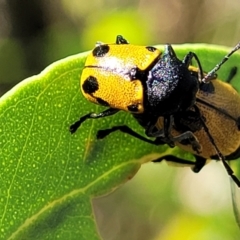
[153, 155, 207, 173]
[96, 125, 207, 173]
[97, 125, 165, 145]
[226, 66, 238, 83]
[146, 116, 202, 154]
[171, 131, 202, 154]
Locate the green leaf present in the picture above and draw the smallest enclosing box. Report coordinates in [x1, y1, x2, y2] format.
[0, 43, 240, 239]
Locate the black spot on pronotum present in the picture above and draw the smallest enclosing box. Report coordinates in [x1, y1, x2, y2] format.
[82, 76, 99, 94]
[93, 45, 110, 57]
[127, 104, 139, 112]
[146, 46, 157, 52]
[96, 97, 110, 106]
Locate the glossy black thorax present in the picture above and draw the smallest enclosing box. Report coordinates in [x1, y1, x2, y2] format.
[137, 44, 199, 127]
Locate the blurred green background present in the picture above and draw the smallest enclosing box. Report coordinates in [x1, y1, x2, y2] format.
[1, 0, 240, 239]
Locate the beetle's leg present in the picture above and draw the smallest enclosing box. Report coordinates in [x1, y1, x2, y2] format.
[226, 66, 238, 83]
[163, 116, 175, 147]
[153, 155, 207, 172]
[145, 116, 175, 148]
[70, 108, 119, 134]
[147, 127, 202, 153]
[97, 125, 205, 172]
[183, 52, 218, 82]
[145, 116, 201, 152]
[171, 131, 202, 154]
[97, 125, 165, 145]
[183, 52, 204, 80]
[192, 155, 207, 172]
[152, 155, 195, 167]
[116, 35, 128, 44]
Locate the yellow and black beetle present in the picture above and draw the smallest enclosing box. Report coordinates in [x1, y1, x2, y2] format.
[70, 35, 240, 188]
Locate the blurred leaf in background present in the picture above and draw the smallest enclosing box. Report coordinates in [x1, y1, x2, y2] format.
[1, 0, 240, 93]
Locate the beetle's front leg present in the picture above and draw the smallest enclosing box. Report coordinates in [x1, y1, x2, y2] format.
[146, 116, 202, 154]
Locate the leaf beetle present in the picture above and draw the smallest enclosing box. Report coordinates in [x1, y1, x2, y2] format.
[70, 35, 240, 187]
[70, 35, 240, 227]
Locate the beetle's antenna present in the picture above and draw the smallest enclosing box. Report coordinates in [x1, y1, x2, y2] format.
[203, 42, 240, 83]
